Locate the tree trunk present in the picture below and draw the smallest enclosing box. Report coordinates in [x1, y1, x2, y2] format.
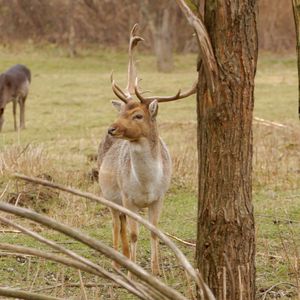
[151, 8, 174, 73]
[292, 0, 300, 119]
[68, 0, 76, 58]
[195, 1, 258, 299]
[141, 1, 175, 73]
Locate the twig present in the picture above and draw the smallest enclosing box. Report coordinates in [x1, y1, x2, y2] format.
[0, 181, 10, 200]
[254, 117, 290, 129]
[30, 259, 41, 291]
[78, 270, 88, 300]
[14, 192, 22, 206]
[0, 229, 22, 233]
[33, 282, 111, 293]
[0, 287, 63, 300]
[261, 282, 297, 300]
[165, 232, 196, 247]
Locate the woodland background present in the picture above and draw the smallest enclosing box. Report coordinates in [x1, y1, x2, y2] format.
[0, 0, 296, 54]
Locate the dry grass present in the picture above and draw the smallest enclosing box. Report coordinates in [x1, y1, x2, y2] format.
[0, 48, 299, 298]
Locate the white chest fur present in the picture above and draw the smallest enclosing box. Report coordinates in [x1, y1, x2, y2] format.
[120, 138, 168, 208]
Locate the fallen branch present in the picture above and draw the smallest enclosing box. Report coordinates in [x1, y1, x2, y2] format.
[165, 232, 196, 248]
[0, 229, 21, 233]
[260, 282, 297, 300]
[0, 217, 150, 300]
[0, 287, 63, 300]
[253, 117, 289, 129]
[13, 172, 213, 299]
[33, 282, 113, 293]
[0, 205, 185, 300]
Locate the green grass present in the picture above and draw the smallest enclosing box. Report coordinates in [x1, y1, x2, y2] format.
[0, 46, 299, 299]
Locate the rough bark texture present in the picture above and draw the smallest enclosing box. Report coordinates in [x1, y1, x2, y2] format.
[291, 0, 300, 118]
[196, 1, 258, 299]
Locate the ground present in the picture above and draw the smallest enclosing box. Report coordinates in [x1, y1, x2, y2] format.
[0, 44, 299, 299]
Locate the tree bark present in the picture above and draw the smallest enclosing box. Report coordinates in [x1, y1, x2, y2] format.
[195, 1, 258, 299]
[292, 0, 300, 119]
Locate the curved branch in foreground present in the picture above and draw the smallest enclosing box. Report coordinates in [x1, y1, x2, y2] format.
[0, 242, 156, 299]
[0, 287, 63, 300]
[0, 203, 187, 300]
[0, 217, 150, 300]
[175, 0, 218, 97]
[13, 173, 206, 292]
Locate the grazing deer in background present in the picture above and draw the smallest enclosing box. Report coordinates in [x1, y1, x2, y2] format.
[98, 24, 196, 275]
[0, 64, 31, 132]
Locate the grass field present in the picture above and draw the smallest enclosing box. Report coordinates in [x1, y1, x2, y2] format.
[0, 45, 299, 299]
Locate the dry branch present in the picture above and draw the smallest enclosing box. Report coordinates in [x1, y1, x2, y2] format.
[0, 243, 109, 278]
[0, 216, 149, 300]
[13, 172, 213, 299]
[0, 204, 187, 300]
[165, 232, 196, 247]
[175, 0, 218, 97]
[0, 287, 63, 300]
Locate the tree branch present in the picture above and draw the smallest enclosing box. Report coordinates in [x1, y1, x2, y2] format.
[175, 0, 218, 98]
[13, 172, 209, 297]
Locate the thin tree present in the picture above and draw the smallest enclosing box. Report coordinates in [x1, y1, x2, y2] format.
[141, 0, 176, 73]
[177, 1, 258, 299]
[292, 0, 300, 119]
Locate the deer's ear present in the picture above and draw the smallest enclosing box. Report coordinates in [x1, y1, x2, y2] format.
[149, 100, 158, 118]
[111, 100, 124, 112]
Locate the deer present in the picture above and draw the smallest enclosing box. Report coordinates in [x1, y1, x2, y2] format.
[98, 24, 196, 275]
[0, 64, 31, 132]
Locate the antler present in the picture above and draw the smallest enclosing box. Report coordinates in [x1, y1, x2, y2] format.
[111, 24, 143, 103]
[135, 78, 197, 104]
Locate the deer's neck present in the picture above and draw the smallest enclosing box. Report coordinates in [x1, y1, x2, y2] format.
[129, 128, 162, 183]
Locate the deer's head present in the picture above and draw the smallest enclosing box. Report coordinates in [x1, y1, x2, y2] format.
[107, 24, 196, 142]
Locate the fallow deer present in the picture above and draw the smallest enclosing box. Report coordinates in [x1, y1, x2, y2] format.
[98, 24, 196, 275]
[0, 64, 31, 132]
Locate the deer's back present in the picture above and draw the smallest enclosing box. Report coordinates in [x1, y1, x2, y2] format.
[5, 64, 31, 84]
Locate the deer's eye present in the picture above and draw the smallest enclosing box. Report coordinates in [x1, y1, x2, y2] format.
[133, 114, 143, 120]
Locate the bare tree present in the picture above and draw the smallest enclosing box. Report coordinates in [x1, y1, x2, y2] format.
[141, 0, 177, 72]
[177, 0, 258, 299]
[68, 0, 77, 57]
[292, 0, 300, 118]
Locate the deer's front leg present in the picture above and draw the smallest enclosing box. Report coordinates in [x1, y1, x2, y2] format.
[122, 198, 139, 264]
[120, 213, 130, 258]
[0, 109, 4, 132]
[148, 199, 163, 276]
[12, 99, 17, 131]
[19, 96, 26, 129]
[111, 209, 121, 269]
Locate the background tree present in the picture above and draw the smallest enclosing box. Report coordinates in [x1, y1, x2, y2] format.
[177, 1, 258, 299]
[292, 0, 300, 118]
[140, 0, 176, 72]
